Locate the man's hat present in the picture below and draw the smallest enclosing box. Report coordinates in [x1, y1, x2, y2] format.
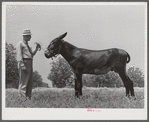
[22, 29, 32, 35]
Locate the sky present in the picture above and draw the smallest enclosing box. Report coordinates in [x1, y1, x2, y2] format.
[4, 3, 147, 87]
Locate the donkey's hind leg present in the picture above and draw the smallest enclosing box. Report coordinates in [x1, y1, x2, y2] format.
[127, 76, 136, 100]
[116, 66, 135, 99]
[119, 72, 131, 98]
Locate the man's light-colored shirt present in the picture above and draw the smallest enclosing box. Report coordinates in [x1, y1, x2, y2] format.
[16, 40, 33, 67]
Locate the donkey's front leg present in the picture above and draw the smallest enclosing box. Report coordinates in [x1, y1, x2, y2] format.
[74, 78, 79, 97]
[75, 72, 83, 98]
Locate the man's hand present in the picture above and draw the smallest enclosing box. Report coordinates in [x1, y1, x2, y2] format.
[35, 43, 41, 51]
[21, 65, 27, 71]
[32, 42, 41, 56]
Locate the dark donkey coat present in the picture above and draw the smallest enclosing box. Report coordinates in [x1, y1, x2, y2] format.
[45, 32, 135, 99]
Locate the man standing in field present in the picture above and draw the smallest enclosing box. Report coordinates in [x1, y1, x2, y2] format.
[16, 29, 41, 100]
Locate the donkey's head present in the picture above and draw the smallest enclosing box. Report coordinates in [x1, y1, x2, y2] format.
[44, 32, 67, 59]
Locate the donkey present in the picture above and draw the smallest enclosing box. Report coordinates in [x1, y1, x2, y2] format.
[45, 32, 136, 99]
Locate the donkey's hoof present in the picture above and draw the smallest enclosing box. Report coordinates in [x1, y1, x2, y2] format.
[75, 95, 82, 99]
[131, 96, 136, 100]
[126, 95, 131, 99]
[126, 96, 136, 100]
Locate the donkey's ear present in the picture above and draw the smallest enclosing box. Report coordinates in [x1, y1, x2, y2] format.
[58, 32, 67, 40]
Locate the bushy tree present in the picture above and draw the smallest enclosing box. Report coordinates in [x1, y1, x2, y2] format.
[47, 56, 73, 88]
[6, 42, 19, 88]
[65, 76, 75, 88]
[127, 66, 144, 87]
[82, 74, 99, 87]
[32, 70, 49, 88]
[103, 72, 123, 87]
[83, 72, 122, 88]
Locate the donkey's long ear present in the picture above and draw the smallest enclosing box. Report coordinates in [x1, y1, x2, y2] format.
[58, 32, 67, 40]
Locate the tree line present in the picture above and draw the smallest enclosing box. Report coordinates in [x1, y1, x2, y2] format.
[47, 57, 144, 88]
[6, 42, 49, 89]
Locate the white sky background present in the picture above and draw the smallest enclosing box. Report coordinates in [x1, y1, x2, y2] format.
[5, 3, 146, 87]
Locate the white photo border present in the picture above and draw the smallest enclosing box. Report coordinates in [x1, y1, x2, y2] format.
[2, 2, 148, 120]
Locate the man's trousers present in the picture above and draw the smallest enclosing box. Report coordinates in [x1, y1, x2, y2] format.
[18, 59, 33, 99]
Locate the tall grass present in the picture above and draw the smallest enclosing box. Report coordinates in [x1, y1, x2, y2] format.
[5, 87, 144, 108]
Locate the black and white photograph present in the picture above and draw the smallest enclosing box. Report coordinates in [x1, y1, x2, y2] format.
[2, 2, 147, 120]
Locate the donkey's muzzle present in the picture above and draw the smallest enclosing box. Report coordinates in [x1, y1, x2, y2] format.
[44, 49, 52, 58]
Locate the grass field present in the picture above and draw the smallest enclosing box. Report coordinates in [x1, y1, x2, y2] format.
[5, 87, 144, 108]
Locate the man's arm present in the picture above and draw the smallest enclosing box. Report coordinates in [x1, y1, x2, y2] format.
[16, 42, 26, 69]
[32, 43, 41, 56]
